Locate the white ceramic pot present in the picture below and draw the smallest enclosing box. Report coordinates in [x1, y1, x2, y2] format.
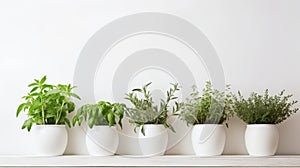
[86, 125, 119, 156]
[31, 125, 68, 156]
[138, 124, 168, 156]
[245, 124, 279, 156]
[192, 124, 226, 156]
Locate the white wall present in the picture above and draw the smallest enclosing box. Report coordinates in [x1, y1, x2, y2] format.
[1, 0, 300, 155]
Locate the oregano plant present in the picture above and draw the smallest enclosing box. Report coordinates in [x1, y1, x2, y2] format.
[178, 81, 233, 127]
[16, 76, 80, 131]
[72, 101, 126, 128]
[233, 89, 298, 124]
[125, 82, 181, 136]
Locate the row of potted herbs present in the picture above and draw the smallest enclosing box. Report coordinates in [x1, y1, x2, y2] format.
[16, 76, 298, 156]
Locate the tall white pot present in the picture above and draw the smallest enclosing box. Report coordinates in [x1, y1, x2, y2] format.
[86, 125, 119, 156]
[31, 125, 68, 156]
[192, 124, 226, 156]
[138, 124, 168, 156]
[245, 124, 279, 156]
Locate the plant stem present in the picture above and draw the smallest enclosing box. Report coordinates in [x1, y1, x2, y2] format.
[41, 104, 45, 124]
[56, 100, 65, 124]
[40, 85, 46, 125]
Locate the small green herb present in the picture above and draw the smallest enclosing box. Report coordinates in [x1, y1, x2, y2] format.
[16, 76, 80, 131]
[125, 82, 181, 136]
[178, 81, 233, 127]
[233, 89, 298, 124]
[73, 101, 126, 128]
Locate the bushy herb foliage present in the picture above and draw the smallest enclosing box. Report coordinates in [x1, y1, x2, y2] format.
[233, 89, 298, 124]
[72, 101, 126, 128]
[178, 81, 233, 127]
[16, 76, 80, 131]
[125, 82, 181, 135]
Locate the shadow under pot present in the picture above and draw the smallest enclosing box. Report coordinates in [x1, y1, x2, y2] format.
[245, 124, 279, 156]
[191, 124, 226, 156]
[138, 124, 168, 156]
[86, 125, 119, 156]
[31, 125, 68, 156]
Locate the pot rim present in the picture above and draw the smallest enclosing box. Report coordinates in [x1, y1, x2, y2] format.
[34, 124, 66, 127]
[193, 124, 224, 127]
[91, 125, 115, 127]
[247, 124, 277, 127]
[141, 124, 165, 128]
[88, 125, 117, 129]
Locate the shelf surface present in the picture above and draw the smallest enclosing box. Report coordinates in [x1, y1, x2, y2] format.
[1, 155, 300, 167]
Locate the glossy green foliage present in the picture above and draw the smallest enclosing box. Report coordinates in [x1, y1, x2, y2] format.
[16, 76, 80, 131]
[72, 101, 126, 129]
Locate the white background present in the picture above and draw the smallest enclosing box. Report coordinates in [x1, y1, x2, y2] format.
[1, 0, 300, 155]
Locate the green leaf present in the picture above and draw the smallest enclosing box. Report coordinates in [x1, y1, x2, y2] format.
[118, 118, 123, 129]
[28, 83, 38, 87]
[16, 103, 26, 117]
[141, 125, 145, 136]
[30, 92, 40, 97]
[145, 82, 152, 87]
[45, 113, 56, 118]
[88, 117, 95, 128]
[78, 116, 84, 125]
[40, 76, 47, 84]
[168, 124, 176, 133]
[46, 89, 60, 95]
[21, 119, 33, 131]
[132, 88, 142, 92]
[65, 119, 71, 128]
[43, 84, 53, 89]
[30, 86, 39, 93]
[107, 112, 115, 127]
[72, 115, 77, 126]
[70, 93, 81, 100]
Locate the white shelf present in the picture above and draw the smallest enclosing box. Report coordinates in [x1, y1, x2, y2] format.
[1, 155, 300, 167]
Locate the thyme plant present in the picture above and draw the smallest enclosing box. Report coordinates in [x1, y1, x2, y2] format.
[178, 81, 233, 127]
[233, 89, 298, 124]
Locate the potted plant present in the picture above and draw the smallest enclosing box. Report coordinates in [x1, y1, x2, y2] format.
[178, 81, 233, 156]
[16, 76, 80, 156]
[72, 101, 125, 156]
[233, 89, 298, 156]
[125, 82, 181, 156]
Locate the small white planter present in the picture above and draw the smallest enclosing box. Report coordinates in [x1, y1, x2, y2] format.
[31, 125, 68, 156]
[192, 124, 226, 156]
[138, 124, 168, 156]
[245, 124, 279, 156]
[86, 125, 119, 156]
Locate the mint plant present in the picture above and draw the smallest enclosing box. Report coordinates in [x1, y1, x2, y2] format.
[125, 82, 181, 136]
[16, 76, 80, 131]
[73, 101, 126, 128]
[178, 81, 233, 127]
[233, 89, 298, 124]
